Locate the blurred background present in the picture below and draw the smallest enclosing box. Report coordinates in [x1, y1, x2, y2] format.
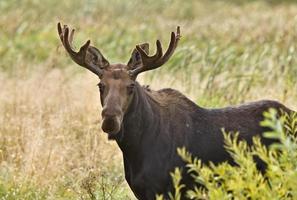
[1, 0, 297, 199]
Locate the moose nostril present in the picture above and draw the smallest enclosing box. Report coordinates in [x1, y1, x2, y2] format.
[101, 108, 109, 117]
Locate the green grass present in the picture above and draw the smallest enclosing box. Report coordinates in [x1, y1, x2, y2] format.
[1, 0, 297, 199]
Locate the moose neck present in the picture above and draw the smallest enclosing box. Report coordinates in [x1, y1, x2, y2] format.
[116, 82, 157, 155]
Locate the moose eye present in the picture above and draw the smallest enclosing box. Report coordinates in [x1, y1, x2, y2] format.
[97, 83, 105, 92]
[127, 83, 135, 95]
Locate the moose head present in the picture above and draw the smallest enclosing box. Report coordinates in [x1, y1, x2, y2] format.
[57, 23, 180, 138]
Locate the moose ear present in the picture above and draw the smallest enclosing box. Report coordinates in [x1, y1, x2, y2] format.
[127, 43, 149, 70]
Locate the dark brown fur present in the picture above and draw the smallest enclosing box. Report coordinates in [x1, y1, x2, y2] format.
[114, 82, 293, 199]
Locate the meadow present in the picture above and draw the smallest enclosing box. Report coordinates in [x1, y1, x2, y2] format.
[1, 0, 297, 199]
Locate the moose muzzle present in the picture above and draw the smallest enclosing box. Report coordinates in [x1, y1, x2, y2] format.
[101, 107, 123, 136]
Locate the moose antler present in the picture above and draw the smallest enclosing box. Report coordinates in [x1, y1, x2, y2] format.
[57, 22, 109, 76]
[129, 26, 181, 77]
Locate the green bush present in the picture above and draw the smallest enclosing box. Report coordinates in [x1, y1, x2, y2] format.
[158, 109, 297, 200]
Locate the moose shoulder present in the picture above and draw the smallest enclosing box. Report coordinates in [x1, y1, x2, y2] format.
[57, 23, 294, 200]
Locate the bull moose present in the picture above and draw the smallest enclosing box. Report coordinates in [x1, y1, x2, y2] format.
[57, 23, 294, 199]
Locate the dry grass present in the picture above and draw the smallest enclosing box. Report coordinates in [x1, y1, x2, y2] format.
[0, 67, 132, 199]
[1, 0, 297, 199]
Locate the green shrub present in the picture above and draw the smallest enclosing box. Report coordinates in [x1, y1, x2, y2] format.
[159, 109, 297, 200]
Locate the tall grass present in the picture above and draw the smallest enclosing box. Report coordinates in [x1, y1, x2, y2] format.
[1, 0, 297, 199]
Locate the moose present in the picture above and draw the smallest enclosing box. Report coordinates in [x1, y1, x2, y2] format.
[57, 23, 294, 199]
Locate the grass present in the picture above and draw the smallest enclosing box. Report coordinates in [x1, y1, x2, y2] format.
[1, 0, 297, 199]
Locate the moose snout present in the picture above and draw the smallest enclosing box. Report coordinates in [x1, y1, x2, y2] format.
[101, 107, 123, 135]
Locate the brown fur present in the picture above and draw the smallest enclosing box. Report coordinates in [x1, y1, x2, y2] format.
[116, 82, 293, 199]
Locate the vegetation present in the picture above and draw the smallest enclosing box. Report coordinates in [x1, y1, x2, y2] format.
[159, 109, 297, 199]
[1, 0, 297, 199]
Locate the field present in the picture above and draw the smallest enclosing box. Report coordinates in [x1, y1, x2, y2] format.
[1, 0, 297, 199]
